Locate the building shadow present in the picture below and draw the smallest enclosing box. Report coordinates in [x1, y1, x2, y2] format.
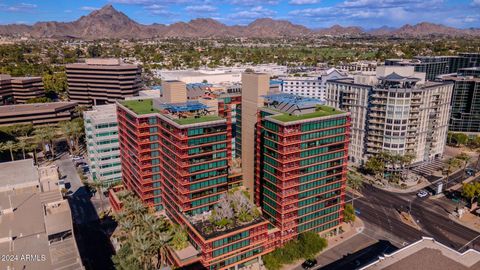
[319, 240, 398, 270]
[69, 186, 116, 270]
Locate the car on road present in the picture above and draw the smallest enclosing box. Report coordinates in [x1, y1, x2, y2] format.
[302, 259, 318, 269]
[417, 190, 429, 198]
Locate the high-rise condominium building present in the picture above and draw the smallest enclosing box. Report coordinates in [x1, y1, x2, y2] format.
[0, 74, 44, 104]
[256, 94, 350, 244]
[441, 67, 480, 134]
[279, 68, 347, 100]
[113, 75, 351, 270]
[386, 53, 480, 81]
[84, 104, 122, 187]
[116, 81, 269, 269]
[326, 66, 453, 166]
[66, 58, 142, 106]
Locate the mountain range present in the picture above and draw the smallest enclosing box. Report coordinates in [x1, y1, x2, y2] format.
[1, 5, 479, 39]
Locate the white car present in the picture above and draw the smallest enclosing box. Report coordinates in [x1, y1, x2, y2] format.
[417, 190, 429, 198]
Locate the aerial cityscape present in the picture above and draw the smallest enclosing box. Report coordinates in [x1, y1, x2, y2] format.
[1, 1, 480, 270]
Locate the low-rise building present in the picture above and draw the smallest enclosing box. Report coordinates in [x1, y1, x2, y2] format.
[0, 102, 77, 126]
[84, 104, 122, 187]
[361, 237, 480, 270]
[279, 68, 347, 100]
[0, 74, 45, 104]
[0, 159, 84, 270]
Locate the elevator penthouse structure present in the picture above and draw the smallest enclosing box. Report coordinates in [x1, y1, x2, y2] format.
[114, 75, 350, 269]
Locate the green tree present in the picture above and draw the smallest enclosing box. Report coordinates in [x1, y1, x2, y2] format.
[17, 137, 28, 159]
[456, 152, 471, 173]
[347, 171, 363, 208]
[0, 140, 17, 161]
[344, 203, 356, 223]
[364, 155, 385, 179]
[443, 158, 462, 189]
[462, 182, 480, 205]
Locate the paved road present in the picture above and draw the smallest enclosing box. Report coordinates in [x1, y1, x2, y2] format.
[56, 155, 115, 270]
[351, 183, 480, 252]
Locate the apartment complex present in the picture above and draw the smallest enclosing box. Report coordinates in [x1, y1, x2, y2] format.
[0, 102, 77, 126]
[256, 94, 350, 244]
[84, 104, 122, 187]
[113, 74, 351, 270]
[386, 53, 480, 81]
[66, 58, 142, 106]
[0, 74, 44, 104]
[326, 66, 453, 166]
[279, 68, 348, 100]
[116, 82, 269, 269]
[0, 159, 84, 270]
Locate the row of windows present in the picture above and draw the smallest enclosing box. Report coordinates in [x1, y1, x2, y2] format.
[299, 176, 341, 191]
[299, 151, 345, 167]
[301, 118, 346, 132]
[298, 182, 341, 199]
[301, 127, 346, 141]
[95, 131, 118, 137]
[100, 162, 121, 169]
[263, 196, 278, 210]
[191, 194, 220, 207]
[190, 169, 227, 182]
[298, 198, 339, 216]
[189, 160, 227, 173]
[188, 126, 226, 137]
[95, 123, 117, 129]
[212, 239, 250, 257]
[301, 135, 345, 149]
[263, 121, 279, 132]
[298, 205, 340, 224]
[299, 219, 339, 233]
[188, 143, 226, 155]
[302, 160, 343, 175]
[212, 231, 249, 248]
[264, 156, 278, 167]
[297, 212, 340, 232]
[188, 134, 227, 146]
[210, 247, 263, 270]
[298, 191, 339, 207]
[190, 177, 227, 191]
[97, 138, 119, 145]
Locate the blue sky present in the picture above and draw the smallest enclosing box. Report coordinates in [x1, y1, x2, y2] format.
[1, 0, 480, 29]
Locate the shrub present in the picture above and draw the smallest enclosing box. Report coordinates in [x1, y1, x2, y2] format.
[263, 232, 328, 270]
[344, 203, 355, 223]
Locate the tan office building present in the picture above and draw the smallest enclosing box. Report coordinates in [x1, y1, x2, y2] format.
[0, 102, 77, 126]
[0, 74, 45, 104]
[241, 72, 269, 201]
[66, 58, 142, 106]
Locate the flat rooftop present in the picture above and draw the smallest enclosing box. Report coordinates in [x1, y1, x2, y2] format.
[119, 99, 223, 126]
[362, 237, 480, 270]
[0, 102, 76, 116]
[0, 187, 83, 270]
[0, 159, 38, 190]
[270, 105, 344, 122]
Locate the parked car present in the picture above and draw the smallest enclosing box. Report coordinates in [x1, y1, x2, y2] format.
[466, 168, 475, 176]
[417, 190, 429, 198]
[302, 259, 318, 269]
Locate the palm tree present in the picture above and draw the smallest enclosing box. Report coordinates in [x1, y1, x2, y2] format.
[17, 137, 28, 159]
[71, 118, 85, 154]
[456, 152, 471, 174]
[59, 121, 74, 154]
[0, 140, 17, 161]
[43, 127, 57, 159]
[91, 181, 105, 213]
[34, 127, 50, 157]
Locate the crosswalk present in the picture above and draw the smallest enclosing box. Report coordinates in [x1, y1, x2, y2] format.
[411, 159, 445, 178]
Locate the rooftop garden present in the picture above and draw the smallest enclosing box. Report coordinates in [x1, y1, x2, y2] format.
[120, 99, 159, 115]
[271, 105, 343, 122]
[190, 189, 262, 238]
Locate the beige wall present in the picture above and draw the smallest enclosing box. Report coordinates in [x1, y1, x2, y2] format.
[241, 73, 269, 201]
[162, 80, 187, 103]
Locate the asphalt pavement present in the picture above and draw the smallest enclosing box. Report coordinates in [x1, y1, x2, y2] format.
[56, 155, 115, 270]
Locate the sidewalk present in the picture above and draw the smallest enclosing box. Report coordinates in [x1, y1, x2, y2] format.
[450, 211, 480, 233]
[281, 218, 365, 270]
[362, 173, 431, 194]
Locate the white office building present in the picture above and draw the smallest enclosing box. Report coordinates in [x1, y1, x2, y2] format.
[280, 68, 347, 100]
[84, 104, 121, 186]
